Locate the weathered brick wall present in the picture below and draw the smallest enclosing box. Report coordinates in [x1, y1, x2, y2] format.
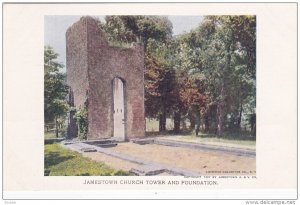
[66, 16, 145, 140]
[66, 17, 89, 107]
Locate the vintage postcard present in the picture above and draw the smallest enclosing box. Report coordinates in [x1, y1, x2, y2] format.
[2, 2, 297, 201]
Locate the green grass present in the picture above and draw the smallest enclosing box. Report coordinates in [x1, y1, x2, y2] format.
[180, 135, 255, 147]
[44, 143, 132, 176]
[44, 129, 65, 139]
[44, 131, 57, 139]
[155, 134, 255, 148]
[200, 133, 256, 146]
[146, 118, 174, 132]
[145, 117, 255, 147]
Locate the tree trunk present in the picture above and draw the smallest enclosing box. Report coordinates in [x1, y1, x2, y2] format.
[250, 114, 256, 137]
[159, 87, 167, 133]
[237, 101, 243, 128]
[217, 104, 224, 136]
[189, 114, 195, 130]
[159, 112, 166, 132]
[217, 85, 225, 136]
[55, 117, 59, 138]
[217, 38, 232, 136]
[252, 124, 256, 138]
[174, 111, 181, 134]
[195, 110, 201, 136]
[204, 115, 210, 133]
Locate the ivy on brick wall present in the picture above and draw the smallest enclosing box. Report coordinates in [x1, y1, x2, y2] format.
[75, 105, 88, 140]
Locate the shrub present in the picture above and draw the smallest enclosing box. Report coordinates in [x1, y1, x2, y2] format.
[75, 106, 88, 140]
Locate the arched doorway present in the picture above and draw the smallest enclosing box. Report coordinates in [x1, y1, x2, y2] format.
[113, 77, 126, 141]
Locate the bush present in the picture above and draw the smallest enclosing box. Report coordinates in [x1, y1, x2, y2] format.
[75, 106, 88, 140]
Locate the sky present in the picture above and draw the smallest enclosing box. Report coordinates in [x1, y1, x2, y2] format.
[44, 15, 203, 66]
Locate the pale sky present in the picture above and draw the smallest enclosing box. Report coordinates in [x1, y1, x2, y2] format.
[44, 15, 203, 66]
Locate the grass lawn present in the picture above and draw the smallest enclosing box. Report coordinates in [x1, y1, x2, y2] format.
[156, 134, 255, 148]
[44, 131, 56, 139]
[196, 136, 255, 147]
[44, 130, 66, 139]
[146, 118, 175, 132]
[145, 118, 255, 148]
[44, 143, 132, 176]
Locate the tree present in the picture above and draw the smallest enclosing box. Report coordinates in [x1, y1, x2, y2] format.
[100, 15, 256, 137]
[144, 52, 175, 132]
[44, 46, 69, 137]
[173, 16, 256, 136]
[170, 32, 209, 134]
[100, 15, 174, 132]
[211, 16, 256, 135]
[103, 15, 173, 51]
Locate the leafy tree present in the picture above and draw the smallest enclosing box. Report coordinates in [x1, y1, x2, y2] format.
[44, 46, 69, 137]
[171, 34, 204, 134]
[99, 15, 256, 137]
[172, 16, 256, 136]
[144, 52, 175, 132]
[100, 15, 174, 131]
[103, 15, 173, 51]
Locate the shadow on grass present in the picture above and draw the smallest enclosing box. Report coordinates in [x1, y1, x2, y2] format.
[44, 152, 74, 169]
[76, 173, 90, 176]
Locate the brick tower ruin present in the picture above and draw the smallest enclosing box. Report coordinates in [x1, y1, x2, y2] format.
[66, 16, 145, 141]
